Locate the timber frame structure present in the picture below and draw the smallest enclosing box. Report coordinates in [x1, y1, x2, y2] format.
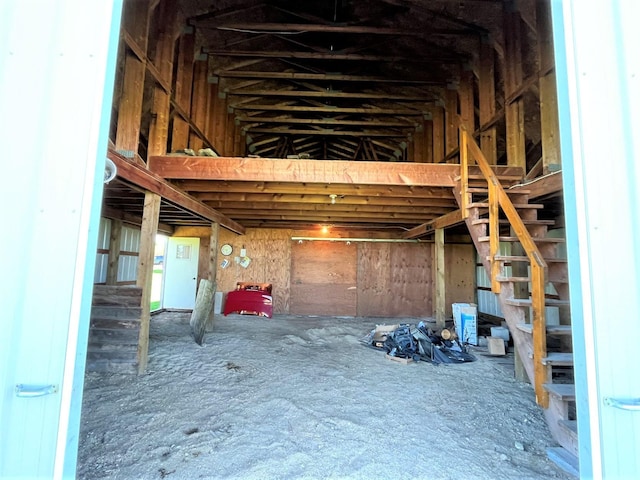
[100, 0, 577, 474]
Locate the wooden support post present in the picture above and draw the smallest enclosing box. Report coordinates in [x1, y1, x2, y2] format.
[136, 192, 161, 374]
[537, 0, 561, 174]
[504, 5, 526, 169]
[213, 90, 228, 155]
[190, 279, 215, 345]
[171, 29, 195, 151]
[206, 222, 219, 332]
[115, 1, 151, 160]
[445, 88, 459, 161]
[479, 40, 498, 164]
[189, 56, 209, 151]
[424, 118, 433, 163]
[459, 70, 475, 133]
[106, 219, 122, 285]
[205, 76, 219, 141]
[148, 2, 177, 157]
[435, 228, 446, 329]
[431, 106, 445, 163]
[413, 119, 425, 162]
[225, 108, 236, 155]
[514, 345, 529, 383]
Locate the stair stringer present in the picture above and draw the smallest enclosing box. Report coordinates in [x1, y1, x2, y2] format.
[454, 186, 576, 462]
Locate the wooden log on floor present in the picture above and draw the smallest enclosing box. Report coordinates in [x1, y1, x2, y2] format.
[190, 279, 215, 345]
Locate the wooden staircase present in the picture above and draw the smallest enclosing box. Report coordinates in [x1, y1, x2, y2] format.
[87, 285, 142, 373]
[455, 129, 578, 476]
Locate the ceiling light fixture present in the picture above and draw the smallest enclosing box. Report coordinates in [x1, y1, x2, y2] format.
[329, 194, 337, 204]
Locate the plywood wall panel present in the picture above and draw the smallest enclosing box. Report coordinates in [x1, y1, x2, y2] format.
[445, 243, 476, 318]
[357, 243, 432, 317]
[389, 244, 432, 317]
[356, 243, 392, 316]
[290, 240, 357, 315]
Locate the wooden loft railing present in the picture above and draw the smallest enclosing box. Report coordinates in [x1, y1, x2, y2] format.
[459, 127, 550, 408]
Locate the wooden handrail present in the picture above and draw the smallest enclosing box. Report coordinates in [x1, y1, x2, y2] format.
[459, 127, 550, 408]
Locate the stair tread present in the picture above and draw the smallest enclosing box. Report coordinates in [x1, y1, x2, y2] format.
[466, 187, 531, 194]
[493, 255, 567, 263]
[471, 218, 555, 226]
[504, 297, 570, 307]
[546, 447, 579, 477]
[543, 383, 576, 400]
[516, 324, 573, 335]
[559, 419, 578, 434]
[468, 202, 543, 209]
[478, 236, 566, 243]
[542, 352, 574, 366]
[496, 275, 530, 282]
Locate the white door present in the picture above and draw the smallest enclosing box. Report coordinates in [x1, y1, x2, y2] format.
[163, 237, 200, 309]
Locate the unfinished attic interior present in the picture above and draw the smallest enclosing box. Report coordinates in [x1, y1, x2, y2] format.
[96, 0, 577, 473]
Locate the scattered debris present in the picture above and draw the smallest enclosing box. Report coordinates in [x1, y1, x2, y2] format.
[362, 322, 476, 364]
[158, 467, 176, 478]
[225, 361, 241, 371]
[184, 427, 199, 436]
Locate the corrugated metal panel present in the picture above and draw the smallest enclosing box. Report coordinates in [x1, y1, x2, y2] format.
[118, 225, 140, 282]
[94, 218, 111, 283]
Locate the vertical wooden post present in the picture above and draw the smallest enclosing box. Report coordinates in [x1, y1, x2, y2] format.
[459, 70, 475, 133]
[213, 89, 228, 155]
[413, 120, 425, 162]
[106, 219, 122, 285]
[205, 76, 219, 142]
[479, 40, 498, 164]
[206, 222, 219, 332]
[189, 55, 209, 151]
[114, 0, 151, 160]
[504, 4, 526, 169]
[444, 87, 459, 160]
[136, 192, 161, 374]
[431, 105, 445, 163]
[171, 28, 195, 151]
[148, 1, 177, 158]
[537, 0, 561, 174]
[435, 228, 446, 329]
[424, 117, 434, 163]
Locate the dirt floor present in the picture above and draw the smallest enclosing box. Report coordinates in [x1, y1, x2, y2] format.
[77, 312, 574, 480]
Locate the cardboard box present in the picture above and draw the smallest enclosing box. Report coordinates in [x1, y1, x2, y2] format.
[452, 303, 478, 345]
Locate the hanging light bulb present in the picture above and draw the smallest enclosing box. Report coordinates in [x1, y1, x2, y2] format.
[329, 194, 337, 204]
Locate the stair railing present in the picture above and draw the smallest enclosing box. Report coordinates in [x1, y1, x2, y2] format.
[459, 126, 550, 408]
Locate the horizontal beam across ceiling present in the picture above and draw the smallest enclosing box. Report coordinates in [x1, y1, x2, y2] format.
[148, 156, 522, 187]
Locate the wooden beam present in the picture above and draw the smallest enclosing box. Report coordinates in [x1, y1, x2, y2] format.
[435, 228, 446, 329]
[234, 104, 425, 115]
[237, 116, 416, 127]
[106, 219, 122, 285]
[108, 150, 245, 234]
[148, 0, 178, 157]
[479, 41, 498, 164]
[137, 192, 161, 374]
[227, 89, 435, 102]
[444, 89, 459, 160]
[201, 22, 478, 36]
[115, 52, 146, 158]
[536, 0, 561, 174]
[205, 49, 463, 63]
[402, 208, 464, 239]
[189, 58, 209, 151]
[431, 106, 445, 163]
[149, 155, 521, 187]
[459, 70, 475, 132]
[171, 31, 195, 151]
[245, 128, 409, 137]
[214, 70, 445, 84]
[504, 8, 526, 169]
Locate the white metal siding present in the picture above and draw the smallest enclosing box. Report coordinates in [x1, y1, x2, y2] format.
[94, 217, 111, 283]
[118, 225, 140, 282]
